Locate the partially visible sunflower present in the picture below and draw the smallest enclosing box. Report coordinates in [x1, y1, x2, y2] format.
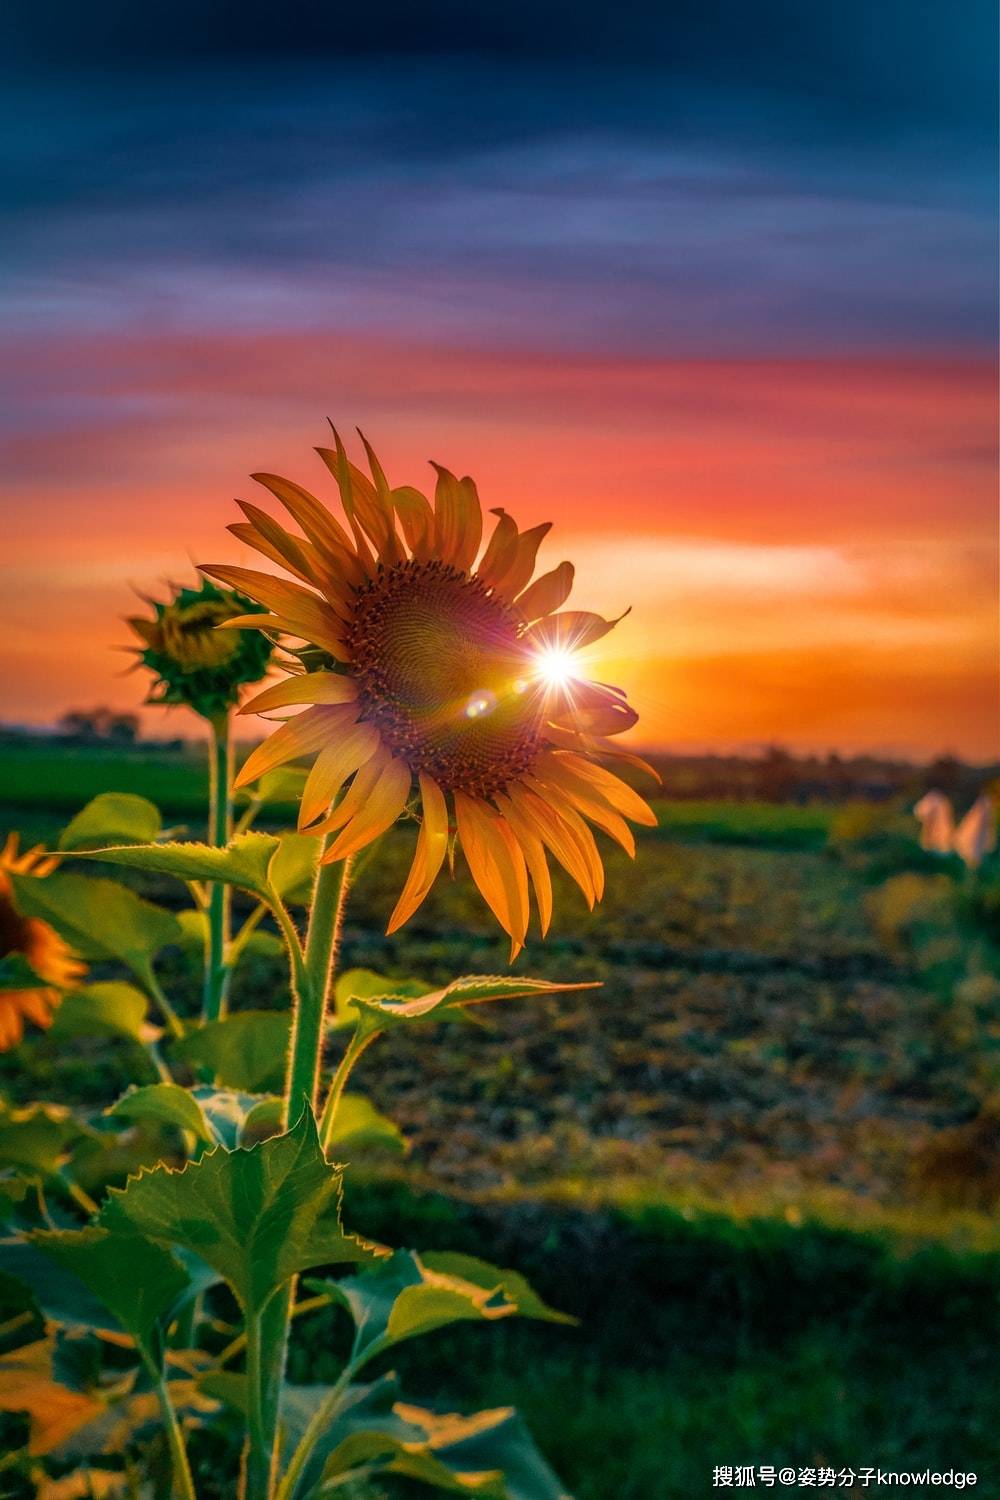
[202, 431, 656, 957]
[0, 836, 86, 1051]
[126, 578, 273, 720]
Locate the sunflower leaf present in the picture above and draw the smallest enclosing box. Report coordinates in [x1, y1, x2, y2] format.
[171, 1010, 290, 1092]
[106, 1084, 214, 1145]
[58, 793, 162, 852]
[49, 982, 150, 1044]
[325, 1094, 406, 1156]
[347, 975, 599, 1039]
[0, 1102, 90, 1177]
[8, 871, 179, 992]
[24, 1223, 192, 1363]
[310, 1400, 568, 1499]
[70, 833, 282, 899]
[102, 1108, 381, 1312]
[331, 968, 433, 1028]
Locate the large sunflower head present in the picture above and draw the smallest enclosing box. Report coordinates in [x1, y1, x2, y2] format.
[202, 430, 656, 957]
[126, 578, 274, 720]
[0, 835, 86, 1052]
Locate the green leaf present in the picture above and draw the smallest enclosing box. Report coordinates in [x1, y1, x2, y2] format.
[106, 1085, 214, 1145]
[111, 1084, 283, 1151]
[331, 968, 432, 1029]
[58, 793, 162, 852]
[0, 952, 48, 992]
[104, 1109, 380, 1312]
[26, 1224, 191, 1361]
[312, 1401, 568, 1499]
[9, 871, 180, 991]
[270, 832, 320, 905]
[235, 765, 309, 807]
[349, 975, 599, 1039]
[419, 1254, 574, 1326]
[326, 1095, 406, 1157]
[72, 832, 281, 897]
[171, 1010, 290, 1092]
[0, 1240, 120, 1335]
[49, 982, 152, 1044]
[0, 1103, 87, 1176]
[309, 1251, 517, 1364]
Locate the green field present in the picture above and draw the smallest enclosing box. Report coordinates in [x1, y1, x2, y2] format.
[1, 743, 997, 1497]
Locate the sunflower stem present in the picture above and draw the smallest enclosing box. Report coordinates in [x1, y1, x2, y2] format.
[254, 844, 354, 1498]
[318, 1027, 379, 1154]
[285, 852, 354, 1121]
[203, 711, 234, 1022]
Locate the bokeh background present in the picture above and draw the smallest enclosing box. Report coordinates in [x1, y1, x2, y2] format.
[1, 3, 998, 1496]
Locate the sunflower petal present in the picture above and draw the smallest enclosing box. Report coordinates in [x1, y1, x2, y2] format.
[200, 565, 348, 659]
[230, 501, 318, 582]
[250, 472, 365, 584]
[490, 521, 553, 601]
[528, 770, 636, 856]
[386, 772, 450, 933]
[544, 751, 658, 826]
[240, 672, 358, 717]
[527, 610, 627, 652]
[216, 612, 349, 660]
[299, 721, 380, 829]
[505, 784, 596, 907]
[476, 508, 519, 588]
[321, 753, 412, 862]
[234, 705, 341, 790]
[432, 464, 483, 573]
[548, 680, 638, 737]
[308, 750, 387, 837]
[391, 485, 435, 561]
[454, 793, 529, 957]
[515, 561, 574, 623]
[494, 793, 553, 936]
[317, 429, 395, 567]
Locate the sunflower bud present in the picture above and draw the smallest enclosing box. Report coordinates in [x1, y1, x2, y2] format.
[127, 579, 274, 720]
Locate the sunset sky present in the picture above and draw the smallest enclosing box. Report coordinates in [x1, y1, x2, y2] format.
[2, 2, 997, 758]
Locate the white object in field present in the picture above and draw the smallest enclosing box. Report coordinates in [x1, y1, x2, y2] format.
[913, 790, 955, 854]
[952, 795, 998, 870]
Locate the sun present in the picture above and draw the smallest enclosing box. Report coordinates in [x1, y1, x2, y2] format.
[532, 646, 578, 690]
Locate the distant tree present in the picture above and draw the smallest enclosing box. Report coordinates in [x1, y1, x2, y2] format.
[57, 707, 140, 744]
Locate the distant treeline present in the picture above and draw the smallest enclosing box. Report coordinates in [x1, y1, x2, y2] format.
[642, 747, 999, 805]
[1, 716, 996, 806]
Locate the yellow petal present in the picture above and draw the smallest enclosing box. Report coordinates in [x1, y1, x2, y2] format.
[305, 751, 385, 838]
[299, 721, 381, 828]
[201, 565, 348, 659]
[494, 793, 553, 936]
[544, 751, 658, 826]
[528, 770, 635, 856]
[316, 429, 398, 567]
[476, 508, 519, 588]
[321, 753, 411, 862]
[251, 472, 367, 587]
[527, 610, 626, 652]
[432, 464, 482, 573]
[490, 521, 552, 601]
[240, 672, 358, 717]
[454, 793, 529, 956]
[234, 705, 342, 790]
[230, 502, 316, 583]
[507, 783, 602, 905]
[514, 561, 574, 623]
[386, 772, 450, 933]
[391, 484, 435, 561]
[547, 681, 638, 737]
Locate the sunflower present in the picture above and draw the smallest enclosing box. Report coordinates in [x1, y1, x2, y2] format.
[126, 578, 273, 720]
[201, 431, 656, 957]
[0, 836, 86, 1051]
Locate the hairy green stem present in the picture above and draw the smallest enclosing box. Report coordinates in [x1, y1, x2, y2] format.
[252, 844, 355, 1498]
[149, 1364, 197, 1500]
[285, 854, 354, 1122]
[318, 1028, 380, 1154]
[146, 971, 185, 1040]
[203, 712, 234, 1021]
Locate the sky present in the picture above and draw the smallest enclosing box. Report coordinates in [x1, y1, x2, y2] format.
[1, 1, 997, 759]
